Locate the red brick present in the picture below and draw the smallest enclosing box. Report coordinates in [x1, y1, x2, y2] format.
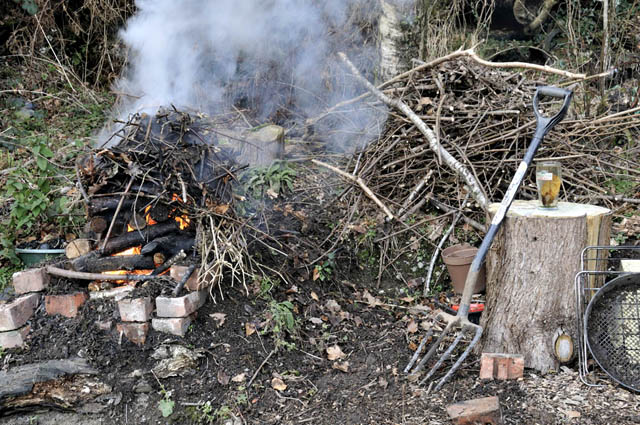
[118, 297, 153, 322]
[12, 268, 49, 294]
[508, 356, 525, 379]
[480, 353, 525, 381]
[170, 265, 200, 291]
[447, 396, 503, 425]
[156, 290, 206, 318]
[151, 316, 192, 336]
[0, 325, 30, 348]
[0, 293, 40, 331]
[45, 292, 88, 318]
[117, 322, 149, 345]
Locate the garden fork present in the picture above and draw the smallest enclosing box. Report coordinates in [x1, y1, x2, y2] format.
[404, 86, 573, 391]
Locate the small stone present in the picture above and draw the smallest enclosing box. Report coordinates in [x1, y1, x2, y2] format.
[96, 320, 112, 331]
[133, 380, 153, 393]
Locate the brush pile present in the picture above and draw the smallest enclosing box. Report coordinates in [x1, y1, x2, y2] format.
[347, 56, 640, 227]
[74, 108, 256, 293]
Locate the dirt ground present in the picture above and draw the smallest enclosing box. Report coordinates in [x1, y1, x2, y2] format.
[1, 266, 640, 425]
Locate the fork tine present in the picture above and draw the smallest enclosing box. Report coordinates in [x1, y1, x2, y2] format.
[433, 325, 483, 392]
[404, 328, 434, 373]
[419, 331, 464, 385]
[410, 321, 455, 374]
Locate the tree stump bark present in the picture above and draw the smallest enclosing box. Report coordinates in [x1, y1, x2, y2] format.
[478, 200, 611, 373]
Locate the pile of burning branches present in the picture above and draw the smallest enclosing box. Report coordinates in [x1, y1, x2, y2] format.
[65, 108, 258, 296]
[334, 49, 640, 230]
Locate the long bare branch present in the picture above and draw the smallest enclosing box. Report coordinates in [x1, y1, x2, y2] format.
[312, 159, 395, 220]
[337, 52, 489, 211]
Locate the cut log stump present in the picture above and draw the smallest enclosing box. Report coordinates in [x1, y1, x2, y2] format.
[479, 200, 611, 373]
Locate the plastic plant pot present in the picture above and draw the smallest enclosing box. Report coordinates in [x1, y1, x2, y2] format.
[15, 247, 65, 266]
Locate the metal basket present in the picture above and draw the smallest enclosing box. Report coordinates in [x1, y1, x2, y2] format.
[575, 245, 640, 388]
[584, 273, 640, 391]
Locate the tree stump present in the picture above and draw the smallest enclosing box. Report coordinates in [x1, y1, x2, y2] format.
[479, 200, 611, 373]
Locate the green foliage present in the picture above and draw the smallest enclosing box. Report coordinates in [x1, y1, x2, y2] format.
[258, 276, 279, 299]
[313, 252, 335, 282]
[263, 300, 298, 351]
[606, 177, 636, 195]
[12, 0, 38, 15]
[157, 385, 175, 418]
[0, 266, 19, 292]
[242, 160, 296, 197]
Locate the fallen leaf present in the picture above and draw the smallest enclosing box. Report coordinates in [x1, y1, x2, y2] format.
[325, 299, 341, 313]
[210, 312, 226, 327]
[408, 341, 418, 351]
[362, 290, 382, 307]
[378, 376, 388, 388]
[213, 204, 230, 214]
[332, 361, 350, 372]
[407, 320, 418, 334]
[313, 266, 320, 281]
[310, 291, 319, 301]
[285, 286, 298, 294]
[400, 296, 415, 303]
[271, 377, 287, 391]
[353, 316, 363, 327]
[407, 278, 422, 288]
[309, 317, 323, 325]
[266, 188, 278, 199]
[231, 373, 246, 383]
[245, 322, 256, 336]
[217, 369, 230, 385]
[566, 410, 581, 419]
[326, 344, 346, 361]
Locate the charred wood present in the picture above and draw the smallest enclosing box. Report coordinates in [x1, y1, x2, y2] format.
[72, 254, 155, 273]
[147, 204, 170, 222]
[141, 233, 196, 257]
[88, 198, 135, 215]
[101, 221, 178, 255]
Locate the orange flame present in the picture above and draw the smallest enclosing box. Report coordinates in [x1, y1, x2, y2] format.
[175, 215, 190, 230]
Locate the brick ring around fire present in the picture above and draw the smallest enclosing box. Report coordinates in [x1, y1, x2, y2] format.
[1, 265, 209, 348]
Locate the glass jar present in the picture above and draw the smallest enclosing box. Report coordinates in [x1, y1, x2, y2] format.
[536, 161, 562, 209]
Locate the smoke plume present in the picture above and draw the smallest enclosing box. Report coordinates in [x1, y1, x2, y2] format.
[105, 0, 389, 150]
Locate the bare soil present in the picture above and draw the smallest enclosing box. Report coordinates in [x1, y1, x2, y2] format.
[1, 264, 639, 425]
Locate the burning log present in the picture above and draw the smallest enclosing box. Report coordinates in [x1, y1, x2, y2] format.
[128, 213, 147, 231]
[72, 254, 156, 273]
[101, 220, 179, 255]
[141, 233, 196, 257]
[147, 204, 170, 222]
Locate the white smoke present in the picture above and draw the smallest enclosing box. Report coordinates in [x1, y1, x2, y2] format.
[106, 0, 390, 150]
